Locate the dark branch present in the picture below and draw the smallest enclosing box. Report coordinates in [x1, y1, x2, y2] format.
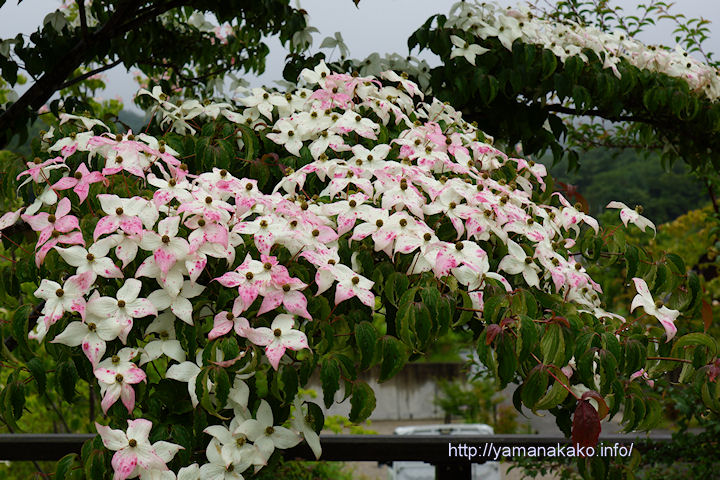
[58, 58, 122, 90]
[139, 60, 232, 85]
[545, 104, 653, 124]
[77, 0, 88, 41]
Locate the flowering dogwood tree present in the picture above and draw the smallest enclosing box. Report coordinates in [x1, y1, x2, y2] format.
[0, 57, 713, 479]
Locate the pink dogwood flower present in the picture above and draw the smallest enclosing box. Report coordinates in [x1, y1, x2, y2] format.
[94, 348, 146, 413]
[245, 314, 309, 370]
[22, 197, 80, 250]
[34, 271, 93, 327]
[95, 419, 180, 480]
[52, 163, 107, 203]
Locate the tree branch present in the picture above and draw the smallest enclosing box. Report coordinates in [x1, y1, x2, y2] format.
[77, 0, 88, 42]
[59, 58, 122, 90]
[0, 0, 142, 147]
[545, 104, 654, 124]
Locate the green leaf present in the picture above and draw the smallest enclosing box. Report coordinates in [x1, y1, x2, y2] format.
[687, 271, 701, 311]
[517, 315, 539, 360]
[541, 323, 565, 366]
[320, 357, 341, 408]
[384, 273, 410, 307]
[84, 451, 105, 480]
[478, 74, 499, 104]
[672, 332, 717, 358]
[625, 245, 639, 281]
[26, 357, 46, 396]
[55, 453, 78, 480]
[355, 321, 377, 370]
[57, 359, 78, 403]
[379, 337, 406, 382]
[496, 334, 517, 387]
[521, 365, 548, 410]
[280, 365, 299, 402]
[255, 369, 268, 398]
[535, 368, 570, 411]
[349, 381, 376, 423]
[214, 368, 231, 408]
[11, 304, 31, 353]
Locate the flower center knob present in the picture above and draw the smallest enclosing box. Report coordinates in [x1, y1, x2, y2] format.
[48, 214, 56, 223]
[260, 220, 268, 228]
[88, 323, 97, 332]
[327, 259, 336, 265]
[34, 157, 42, 164]
[128, 439, 137, 448]
[264, 262, 272, 270]
[263, 93, 269, 99]
[423, 233, 432, 241]
[55, 288, 64, 297]
[115, 373, 124, 383]
[160, 331, 169, 339]
[112, 355, 120, 364]
[348, 200, 357, 208]
[290, 220, 298, 228]
[226, 464, 234, 472]
[198, 219, 206, 227]
[449, 202, 457, 209]
[351, 276, 360, 285]
[74, 171, 83, 179]
[355, 115, 361, 122]
[236, 437, 245, 447]
[375, 219, 383, 228]
[115, 207, 124, 216]
[283, 284, 291, 292]
[116, 156, 123, 164]
[219, 169, 228, 177]
[635, 205, 644, 214]
[312, 229, 320, 237]
[273, 329, 282, 338]
[117, 300, 126, 308]
[86, 253, 95, 261]
[245, 272, 254, 280]
[245, 183, 253, 191]
[527, 218, 534, 225]
[455, 242, 464, 251]
[399, 219, 407, 227]
[162, 235, 170, 244]
[265, 426, 275, 435]
[574, 263, 582, 271]
[524, 258, 533, 265]
[205, 196, 212, 204]
[655, 300, 663, 308]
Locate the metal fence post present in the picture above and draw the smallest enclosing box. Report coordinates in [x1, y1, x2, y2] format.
[436, 461, 472, 480]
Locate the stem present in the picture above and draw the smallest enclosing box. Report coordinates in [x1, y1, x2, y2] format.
[59, 59, 123, 90]
[529, 351, 580, 400]
[43, 392, 70, 433]
[705, 177, 719, 214]
[646, 356, 693, 364]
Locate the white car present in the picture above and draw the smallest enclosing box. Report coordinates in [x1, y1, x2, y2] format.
[390, 424, 500, 480]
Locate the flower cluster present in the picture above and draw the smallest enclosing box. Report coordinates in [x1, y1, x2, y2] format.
[445, 1, 720, 100]
[0, 59, 672, 478]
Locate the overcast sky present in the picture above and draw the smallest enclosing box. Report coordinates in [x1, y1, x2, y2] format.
[1, 0, 719, 112]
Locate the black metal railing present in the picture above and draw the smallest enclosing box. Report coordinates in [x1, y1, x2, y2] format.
[0, 433, 673, 479]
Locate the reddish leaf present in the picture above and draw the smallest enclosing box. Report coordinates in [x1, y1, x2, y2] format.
[572, 399, 601, 451]
[708, 358, 720, 382]
[702, 299, 713, 333]
[485, 324, 502, 345]
[550, 315, 570, 328]
[581, 390, 609, 420]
